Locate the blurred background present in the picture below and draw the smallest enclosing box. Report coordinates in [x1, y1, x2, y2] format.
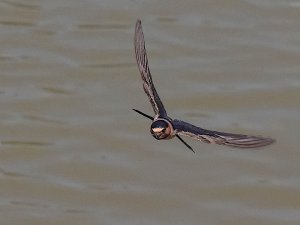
[0, 0, 299, 224]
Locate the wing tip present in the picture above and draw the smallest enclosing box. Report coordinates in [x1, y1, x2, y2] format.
[224, 136, 276, 149]
[136, 19, 142, 29]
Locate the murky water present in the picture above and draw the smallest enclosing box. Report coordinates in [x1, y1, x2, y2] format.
[0, 0, 299, 224]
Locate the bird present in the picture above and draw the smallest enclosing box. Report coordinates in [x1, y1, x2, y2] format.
[133, 19, 275, 153]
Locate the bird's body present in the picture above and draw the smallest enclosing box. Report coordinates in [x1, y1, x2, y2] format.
[133, 19, 275, 152]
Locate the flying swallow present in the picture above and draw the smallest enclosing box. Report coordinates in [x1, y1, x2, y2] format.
[133, 19, 275, 153]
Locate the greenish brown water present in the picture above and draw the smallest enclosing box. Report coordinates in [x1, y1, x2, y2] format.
[0, 0, 299, 225]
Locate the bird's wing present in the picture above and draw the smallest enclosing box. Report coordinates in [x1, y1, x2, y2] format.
[134, 19, 167, 117]
[173, 119, 275, 148]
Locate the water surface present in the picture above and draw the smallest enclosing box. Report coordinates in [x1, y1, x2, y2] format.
[0, 0, 299, 225]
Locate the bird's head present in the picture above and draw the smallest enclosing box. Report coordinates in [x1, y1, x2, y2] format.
[150, 119, 174, 140]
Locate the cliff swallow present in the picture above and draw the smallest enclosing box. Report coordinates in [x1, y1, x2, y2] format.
[133, 19, 275, 153]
